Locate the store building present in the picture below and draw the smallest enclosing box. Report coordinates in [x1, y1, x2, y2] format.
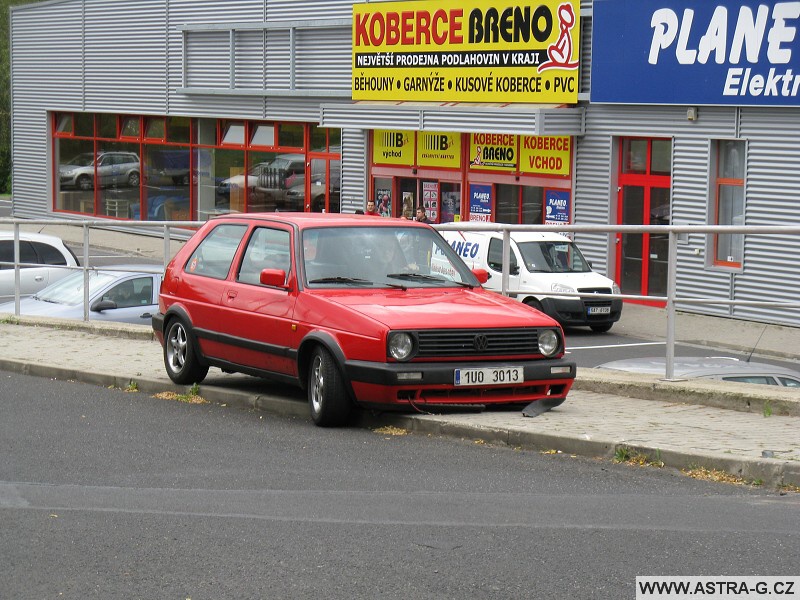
[9, 0, 800, 326]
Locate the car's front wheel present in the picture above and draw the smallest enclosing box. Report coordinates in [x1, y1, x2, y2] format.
[308, 346, 351, 427]
[128, 171, 140, 187]
[164, 318, 209, 384]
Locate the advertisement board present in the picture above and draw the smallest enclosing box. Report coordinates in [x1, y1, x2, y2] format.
[519, 135, 571, 176]
[372, 130, 415, 165]
[591, 0, 800, 106]
[469, 184, 493, 221]
[545, 189, 571, 224]
[352, 0, 580, 103]
[417, 131, 462, 168]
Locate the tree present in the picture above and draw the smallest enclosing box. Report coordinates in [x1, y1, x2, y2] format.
[1, 0, 46, 193]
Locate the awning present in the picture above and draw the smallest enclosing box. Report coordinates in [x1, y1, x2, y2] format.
[319, 101, 584, 136]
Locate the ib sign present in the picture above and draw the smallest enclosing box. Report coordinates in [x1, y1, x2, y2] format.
[372, 130, 415, 165]
[352, 0, 580, 103]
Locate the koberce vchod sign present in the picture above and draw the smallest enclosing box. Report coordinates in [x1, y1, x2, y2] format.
[591, 0, 800, 106]
[352, 0, 580, 103]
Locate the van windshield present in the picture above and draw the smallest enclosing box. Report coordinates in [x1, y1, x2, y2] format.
[517, 241, 592, 273]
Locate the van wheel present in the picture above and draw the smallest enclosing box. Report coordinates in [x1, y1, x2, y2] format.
[524, 298, 544, 313]
[164, 318, 209, 384]
[308, 346, 351, 427]
[590, 323, 613, 333]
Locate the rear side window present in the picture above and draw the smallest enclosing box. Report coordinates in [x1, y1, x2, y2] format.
[778, 377, 800, 388]
[185, 224, 247, 279]
[31, 241, 69, 265]
[0, 240, 39, 269]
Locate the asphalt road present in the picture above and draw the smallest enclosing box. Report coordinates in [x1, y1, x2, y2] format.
[2, 371, 798, 600]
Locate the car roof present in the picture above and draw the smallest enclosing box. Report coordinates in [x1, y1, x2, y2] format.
[0, 231, 69, 245]
[210, 212, 432, 230]
[596, 356, 800, 379]
[446, 229, 571, 243]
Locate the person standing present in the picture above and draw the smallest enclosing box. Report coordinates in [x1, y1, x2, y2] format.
[365, 200, 380, 216]
[415, 207, 430, 223]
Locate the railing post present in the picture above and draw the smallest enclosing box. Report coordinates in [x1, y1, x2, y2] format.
[501, 228, 511, 296]
[665, 230, 678, 379]
[13, 223, 20, 315]
[83, 224, 91, 322]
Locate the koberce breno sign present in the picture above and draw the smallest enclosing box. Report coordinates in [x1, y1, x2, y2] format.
[591, 0, 800, 106]
[352, 0, 580, 103]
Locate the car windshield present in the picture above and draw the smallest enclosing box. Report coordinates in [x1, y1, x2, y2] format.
[64, 153, 94, 167]
[34, 270, 118, 304]
[303, 226, 479, 288]
[517, 240, 592, 273]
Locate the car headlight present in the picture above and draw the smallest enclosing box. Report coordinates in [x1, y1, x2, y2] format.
[612, 283, 621, 294]
[551, 282, 575, 294]
[538, 329, 560, 357]
[387, 332, 415, 361]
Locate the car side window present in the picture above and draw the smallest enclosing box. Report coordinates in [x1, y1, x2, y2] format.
[31, 241, 68, 266]
[778, 377, 800, 388]
[487, 238, 518, 274]
[721, 375, 777, 385]
[104, 276, 154, 308]
[237, 227, 291, 286]
[185, 224, 247, 280]
[0, 240, 39, 269]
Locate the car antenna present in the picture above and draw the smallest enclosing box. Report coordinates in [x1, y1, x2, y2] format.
[745, 324, 768, 363]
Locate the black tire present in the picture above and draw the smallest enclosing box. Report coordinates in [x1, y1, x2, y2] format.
[590, 323, 613, 333]
[77, 175, 93, 191]
[128, 171, 140, 187]
[163, 317, 208, 384]
[307, 346, 351, 427]
[524, 298, 544, 313]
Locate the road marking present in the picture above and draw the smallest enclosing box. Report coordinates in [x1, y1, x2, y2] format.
[566, 341, 665, 352]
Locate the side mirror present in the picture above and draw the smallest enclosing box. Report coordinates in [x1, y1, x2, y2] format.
[472, 268, 489, 284]
[260, 268, 290, 289]
[91, 299, 117, 312]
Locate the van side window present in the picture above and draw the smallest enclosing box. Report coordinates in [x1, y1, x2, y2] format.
[487, 238, 518, 273]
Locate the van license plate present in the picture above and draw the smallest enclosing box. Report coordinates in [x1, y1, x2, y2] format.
[454, 367, 523, 387]
[587, 306, 611, 315]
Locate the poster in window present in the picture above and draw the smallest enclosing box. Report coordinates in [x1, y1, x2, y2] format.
[545, 190, 571, 225]
[469, 184, 492, 222]
[376, 189, 391, 217]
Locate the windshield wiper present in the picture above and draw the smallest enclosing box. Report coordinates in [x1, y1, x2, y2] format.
[308, 276, 372, 285]
[386, 273, 445, 282]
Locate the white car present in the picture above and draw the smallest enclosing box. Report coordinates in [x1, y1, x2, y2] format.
[0, 232, 79, 303]
[596, 356, 800, 387]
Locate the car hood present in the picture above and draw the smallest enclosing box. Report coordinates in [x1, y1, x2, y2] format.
[308, 287, 561, 330]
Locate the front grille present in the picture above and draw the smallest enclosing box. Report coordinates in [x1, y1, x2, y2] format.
[416, 328, 539, 358]
[578, 287, 614, 310]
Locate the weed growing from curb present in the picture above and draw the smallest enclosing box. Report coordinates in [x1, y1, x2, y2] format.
[763, 400, 773, 418]
[124, 380, 139, 393]
[683, 465, 763, 487]
[153, 383, 208, 405]
[613, 445, 664, 468]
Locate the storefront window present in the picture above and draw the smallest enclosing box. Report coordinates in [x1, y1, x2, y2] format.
[96, 141, 141, 219]
[521, 186, 543, 223]
[221, 121, 245, 145]
[56, 114, 73, 134]
[55, 138, 96, 214]
[141, 145, 191, 221]
[145, 117, 166, 141]
[622, 139, 647, 174]
[121, 116, 141, 138]
[167, 117, 191, 144]
[651, 139, 672, 175]
[74, 113, 94, 137]
[98, 114, 117, 139]
[713, 139, 745, 267]
[278, 123, 304, 148]
[440, 183, 460, 223]
[250, 122, 276, 147]
[213, 148, 246, 213]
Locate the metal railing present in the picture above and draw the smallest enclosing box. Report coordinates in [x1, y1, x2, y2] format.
[2, 218, 800, 379]
[436, 222, 800, 379]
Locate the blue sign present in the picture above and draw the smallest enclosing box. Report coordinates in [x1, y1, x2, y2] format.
[591, 0, 800, 106]
[545, 190, 571, 224]
[469, 184, 493, 222]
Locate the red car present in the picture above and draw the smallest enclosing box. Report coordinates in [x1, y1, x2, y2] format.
[152, 213, 575, 426]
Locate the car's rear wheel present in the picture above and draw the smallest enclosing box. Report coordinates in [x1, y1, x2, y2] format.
[128, 171, 140, 187]
[164, 318, 208, 384]
[308, 346, 351, 427]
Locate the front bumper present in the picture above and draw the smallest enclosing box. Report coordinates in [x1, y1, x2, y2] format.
[540, 296, 623, 327]
[344, 357, 576, 407]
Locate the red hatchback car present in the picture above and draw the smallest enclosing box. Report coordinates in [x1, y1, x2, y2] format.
[153, 213, 576, 426]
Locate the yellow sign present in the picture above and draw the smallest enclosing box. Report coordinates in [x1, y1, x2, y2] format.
[372, 130, 415, 165]
[417, 131, 461, 168]
[352, 0, 580, 103]
[469, 133, 517, 171]
[520, 136, 571, 176]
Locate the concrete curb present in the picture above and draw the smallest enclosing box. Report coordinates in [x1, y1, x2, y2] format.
[1, 354, 796, 489]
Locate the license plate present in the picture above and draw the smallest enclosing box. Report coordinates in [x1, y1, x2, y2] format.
[587, 306, 611, 315]
[454, 366, 523, 387]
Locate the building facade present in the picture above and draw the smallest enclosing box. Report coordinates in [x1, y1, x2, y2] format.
[10, 0, 800, 326]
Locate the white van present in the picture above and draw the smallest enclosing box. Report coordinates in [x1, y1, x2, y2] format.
[439, 230, 622, 332]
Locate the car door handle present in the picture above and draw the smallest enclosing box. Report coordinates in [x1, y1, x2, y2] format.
[140, 312, 152, 319]
[226, 290, 238, 300]
[34, 275, 44, 282]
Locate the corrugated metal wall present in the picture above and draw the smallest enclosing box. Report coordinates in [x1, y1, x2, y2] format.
[340, 128, 367, 213]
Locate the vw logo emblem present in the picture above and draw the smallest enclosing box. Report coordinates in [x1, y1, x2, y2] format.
[473, 334, 489, 351]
